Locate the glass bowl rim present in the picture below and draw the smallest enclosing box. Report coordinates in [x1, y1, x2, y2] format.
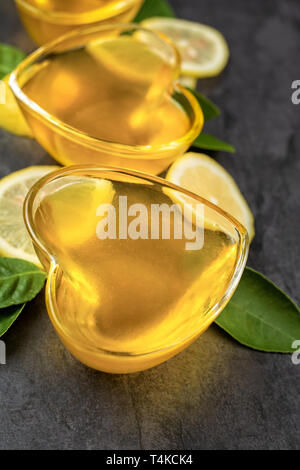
[24, 164, 249, 359]
[9, 23, 204, 159]
[15, 0, 143, 25]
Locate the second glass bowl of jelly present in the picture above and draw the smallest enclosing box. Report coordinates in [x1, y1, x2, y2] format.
[15, 0, 144, 45]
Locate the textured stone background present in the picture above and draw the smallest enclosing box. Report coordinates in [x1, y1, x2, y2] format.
[0, 0, 299, 450]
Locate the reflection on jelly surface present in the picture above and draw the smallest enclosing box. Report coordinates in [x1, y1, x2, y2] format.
[34, 177, 239, 363]
[23, 37, 189, 148]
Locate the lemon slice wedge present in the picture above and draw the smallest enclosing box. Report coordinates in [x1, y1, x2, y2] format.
[178, 75, 197, 89]
[141, 17, 230, 78]
[166, 152, 255, 241]
[0, 166, 60, 264]
[0, 74, 33, 137]
[87, 35, 176, 85]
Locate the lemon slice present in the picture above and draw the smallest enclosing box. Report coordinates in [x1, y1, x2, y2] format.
[87, 35, 176, 84]
[178, 75, 197, 89]
[38, 177, 115, 248]
[0, 75, 33, 137]
[0, 166, 60, 264]
[141, 17, 229, 78]
[166, 152, 255, 241]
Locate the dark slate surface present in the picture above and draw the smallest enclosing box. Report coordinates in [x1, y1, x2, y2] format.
[0, 0, 299, 450]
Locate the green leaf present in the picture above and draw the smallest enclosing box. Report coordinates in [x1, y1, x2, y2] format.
[0, 303, 25, 337]
[192, 133, 235, 153]
[216, 267, 300, 353]
[0, 43, 26, 79]
[187, 88, 221, 121]
[134, 0, 175, 22]
[0, 258, 46, 309]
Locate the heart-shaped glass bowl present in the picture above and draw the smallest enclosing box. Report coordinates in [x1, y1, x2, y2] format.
[9, 23, 203, 175]
[24, 165, 249, 374]
[15, 0, 144, 45]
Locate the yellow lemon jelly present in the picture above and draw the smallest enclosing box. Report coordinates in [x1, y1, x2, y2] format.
[25, 168, 248, 373]
[15, 0, 144, 45]
[11, 25, 203, 174]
